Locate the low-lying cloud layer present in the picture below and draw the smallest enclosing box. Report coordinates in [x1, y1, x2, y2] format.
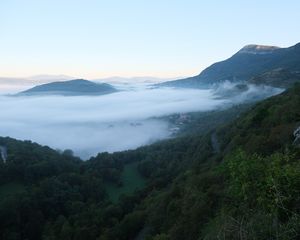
[0, 83, 283, 159]
[0, 87, 224, 159]
[212, 81, 284, 102]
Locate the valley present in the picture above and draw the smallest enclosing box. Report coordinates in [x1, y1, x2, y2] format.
[1, 40, 300, 239]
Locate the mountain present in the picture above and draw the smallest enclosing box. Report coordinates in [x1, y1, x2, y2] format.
[160, 42, 300, 88]
[18, 79, 117, 96]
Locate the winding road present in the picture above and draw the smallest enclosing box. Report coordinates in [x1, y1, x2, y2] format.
[0, 145, 7, 162]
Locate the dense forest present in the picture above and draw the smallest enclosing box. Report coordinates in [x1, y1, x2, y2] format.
[1, 84, 300, 239]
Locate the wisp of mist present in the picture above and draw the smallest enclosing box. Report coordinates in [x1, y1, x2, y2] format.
[0, 83, 283, 159]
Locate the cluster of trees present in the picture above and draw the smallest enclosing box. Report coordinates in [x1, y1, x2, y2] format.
[216, 149, 300, 239]
[1, 84, 300, 239]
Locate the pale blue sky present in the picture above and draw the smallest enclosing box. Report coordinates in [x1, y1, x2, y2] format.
[1, 0, 300, 79]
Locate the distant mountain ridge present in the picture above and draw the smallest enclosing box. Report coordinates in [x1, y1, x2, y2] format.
[160, 42, 300, 88]
[18, 79, 117, 96]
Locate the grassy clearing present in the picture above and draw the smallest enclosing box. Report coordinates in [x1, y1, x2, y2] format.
[106, 162, 146, 203]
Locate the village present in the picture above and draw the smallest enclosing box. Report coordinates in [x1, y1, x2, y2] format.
[168, 113, 192, 135]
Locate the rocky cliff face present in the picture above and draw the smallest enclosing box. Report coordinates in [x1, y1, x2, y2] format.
[294, 126, 300, 145]
[237, 44, 280, 55]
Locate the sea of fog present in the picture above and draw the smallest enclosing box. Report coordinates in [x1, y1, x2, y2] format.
[0, 83, 283, 159]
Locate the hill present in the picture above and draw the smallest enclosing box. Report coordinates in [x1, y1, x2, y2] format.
[160, 42, 300, 88]
[18, 79, 117, 96]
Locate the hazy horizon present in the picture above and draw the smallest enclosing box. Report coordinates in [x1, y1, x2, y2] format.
[0, 75, 185, 94]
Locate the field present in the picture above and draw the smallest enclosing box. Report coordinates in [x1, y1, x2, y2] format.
[105, 162, 146, 203]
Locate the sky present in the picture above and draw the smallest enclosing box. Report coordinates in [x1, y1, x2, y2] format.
[1, 0, 300, 79]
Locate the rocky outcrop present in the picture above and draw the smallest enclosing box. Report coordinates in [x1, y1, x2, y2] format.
[237, 44, 280, 55]
[293, 126, 300, 145]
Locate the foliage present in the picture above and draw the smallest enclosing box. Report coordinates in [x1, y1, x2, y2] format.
[204, 149, 300, 239]
[1, 85, 300, 239]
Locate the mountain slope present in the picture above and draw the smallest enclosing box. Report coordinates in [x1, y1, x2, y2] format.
[131, 84, 300, 240]
[160, 42, 300, 88]
[18, 79, 117, 96]
[247, 68, 300, 88]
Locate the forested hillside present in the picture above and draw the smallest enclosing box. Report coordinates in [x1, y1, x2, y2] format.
[1, 85, 300, 239]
